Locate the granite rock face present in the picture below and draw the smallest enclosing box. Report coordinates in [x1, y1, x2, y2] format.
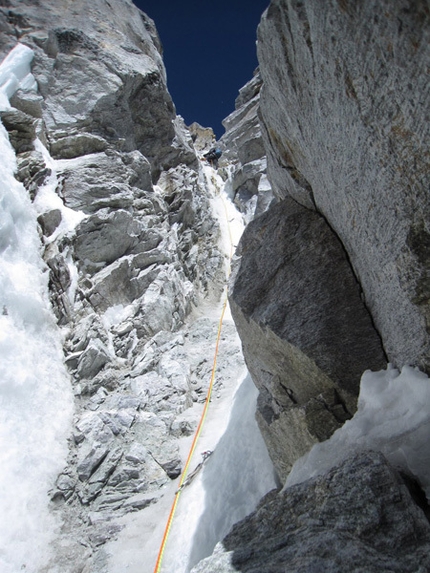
[0, 0, 196, 180]
[191, 451, 430, 573]
[227, 0, 429, 482]
[257, 0, 430, 371]
[229, 197, 387, 479]
[220, 71, 274, 222]
[216, 2, 430, 568]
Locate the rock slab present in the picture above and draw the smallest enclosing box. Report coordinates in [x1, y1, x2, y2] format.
[229, 197, 387, 478]
[191, 451, 430, 573]
[257, 0, 430, 371]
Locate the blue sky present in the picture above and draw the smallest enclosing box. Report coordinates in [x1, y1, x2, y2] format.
[133, 1, 269, 138]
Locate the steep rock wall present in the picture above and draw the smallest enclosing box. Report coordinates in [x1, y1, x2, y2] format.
[257, 0, 430, 370]
[229, 0, 429, 477]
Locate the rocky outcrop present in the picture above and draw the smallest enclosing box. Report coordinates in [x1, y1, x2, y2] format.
[229, 197, 387, 479]
[191, 451, 430, 573]
[220, 71, 274, 221]
[188, 121, 216, 154]
[0, 0, 196, 180]
[256, 0, 430, 371]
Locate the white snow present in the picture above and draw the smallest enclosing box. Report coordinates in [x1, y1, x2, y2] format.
[204, 164, 244, 261]
[0, 45, 73, 573]
[33, 138, 87, 242]
[186, 374, 278, 571]
[159, 371, 273, 573]
[32, 133, 87, 311]
[286, 364, 430, 499]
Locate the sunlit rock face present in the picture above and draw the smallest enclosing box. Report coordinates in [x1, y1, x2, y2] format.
[220, 71, 274, 221]
[191, 451, 430, 573]
[256, 0, 430, 371]
[0, 0, 197, 180]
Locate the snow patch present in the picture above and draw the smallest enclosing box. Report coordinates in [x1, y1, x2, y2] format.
[286, 364, 430, 499]
[33, 138, 87, 242]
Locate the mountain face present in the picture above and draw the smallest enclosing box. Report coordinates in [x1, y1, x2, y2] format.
[257, 0, 430, 369]
[1, 0, 430, 572]
[201, 0, 430, 571]
[0, 1, 247, 570]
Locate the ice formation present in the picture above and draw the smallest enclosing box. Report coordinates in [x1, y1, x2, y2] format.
[0, 44, 73, 573]
[0, 43, 37, 110]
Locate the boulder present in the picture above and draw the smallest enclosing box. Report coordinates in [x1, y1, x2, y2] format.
[15, 149, 50, 199]
[77, 445, 110, 482]
[10, 88, 43, 118]
[50, 132, 108, 159]
[191, 451, 430, 573]
[229, 197, 387, 479]
[38, 208, 61, 237]
[188, 121, 216, 153]
[0, 108, 36, 153]
[56, 151, 153, 214]
[87, 256, 163, 312]
[133, 412, 182, 479]
[73, 209, 141, 269]
[77, 339, 111, 379]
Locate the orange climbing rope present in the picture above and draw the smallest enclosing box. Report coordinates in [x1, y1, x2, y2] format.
[152, 173, 235, 573]
[153, 296, 229, 573]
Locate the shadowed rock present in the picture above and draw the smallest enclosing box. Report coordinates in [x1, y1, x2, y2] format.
[229, 197, 387, 478]
[191, 451, 430, 573]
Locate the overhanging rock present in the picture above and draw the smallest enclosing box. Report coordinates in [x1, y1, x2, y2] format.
[229, 197, 387, 479]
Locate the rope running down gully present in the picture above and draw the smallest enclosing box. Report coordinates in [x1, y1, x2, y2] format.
[153, 176, 235, 573]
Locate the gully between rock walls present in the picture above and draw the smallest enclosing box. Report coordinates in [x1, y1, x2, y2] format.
[104, 165, 277, 573]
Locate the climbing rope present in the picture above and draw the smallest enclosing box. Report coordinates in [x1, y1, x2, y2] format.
[152, 169, 235, 573]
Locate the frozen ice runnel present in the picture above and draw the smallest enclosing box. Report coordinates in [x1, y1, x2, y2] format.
[0, 45, 73, 573]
